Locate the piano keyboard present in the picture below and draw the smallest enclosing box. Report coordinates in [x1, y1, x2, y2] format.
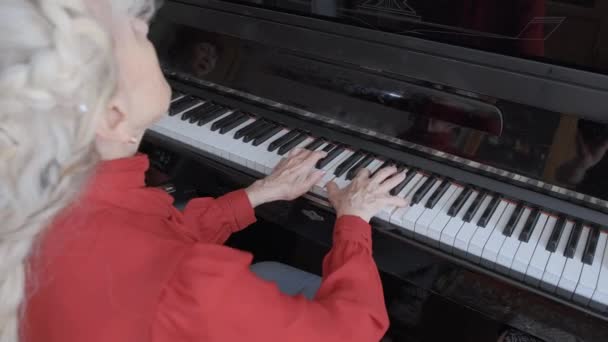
[150, 92, 608, 315]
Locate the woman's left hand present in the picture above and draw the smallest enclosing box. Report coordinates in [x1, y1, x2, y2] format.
[245, 148, 327, 207]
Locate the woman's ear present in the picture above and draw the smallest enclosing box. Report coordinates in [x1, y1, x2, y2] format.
[95, 93, 132, 143]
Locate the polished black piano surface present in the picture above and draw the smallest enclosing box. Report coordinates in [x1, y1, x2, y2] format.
[143, 1, 608, 340]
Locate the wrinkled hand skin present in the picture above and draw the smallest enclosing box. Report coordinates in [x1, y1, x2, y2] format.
[326, 166, 409, 222]
[246, 148, 326, 207]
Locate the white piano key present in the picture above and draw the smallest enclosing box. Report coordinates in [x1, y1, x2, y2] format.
[401, 179, 441, 238]
[201, 111, 243, 160]
[242, 135, 269, 171]
[510, 213, 549, 281]
[256, 128, 292, 173]
[415, 184, 459, 245]
[453, 195, 492, 259]
[467, 200, 508, 264]
[253, 138, 281, 174]
[480, 202, 516, 269]
[556, 225, 590, 299]
[366, 159, 384, 175]
[252, 137, 285, 173]
[223, 118, 257, 165]
[524, 215, 557, 286]
[183, 111, 233, 155]
[426, 185, 463, 248]
[439, 191, 479, 253]
[574, 232, 607, 306]
[541, 220, 574, 293]
[495, 208, 532, 274]
[388, 173, 425, 228]
[591, 232, 608, 312]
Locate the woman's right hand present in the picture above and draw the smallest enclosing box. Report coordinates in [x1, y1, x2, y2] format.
[326, 166, 409, 222]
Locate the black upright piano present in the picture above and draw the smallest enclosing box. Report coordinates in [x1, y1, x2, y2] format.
[143, 1, 608, 340]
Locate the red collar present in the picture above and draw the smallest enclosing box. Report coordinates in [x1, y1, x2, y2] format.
[92, 154, 149, 190]
[83, 154, 174, 217]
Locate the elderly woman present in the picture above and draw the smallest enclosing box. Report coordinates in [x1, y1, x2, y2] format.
[0, 1, 409, 341]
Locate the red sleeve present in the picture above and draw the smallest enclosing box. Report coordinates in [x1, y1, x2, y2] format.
[153, 215, 389, 342]
[180, 189, 257, 244]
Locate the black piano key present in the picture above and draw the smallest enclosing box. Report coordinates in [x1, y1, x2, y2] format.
[518, 208, 540, 242]
[188, 103, 221, 123]
[425, 179, 451, 209]
[277, 133, 308, 155]
[305, 138, 325, 151]
[477, 195, 501, 228]
[211, 111, 242, 131]
[503, 203, 524, 237]
[171, 92, 182, 101]
[390, 168, 416, 196]
[268, 130, 300, 152]
[411, 176, 438, 206]
[346, 154, 375, 180]
[463, 191, 486, 223]
[316, 145, 345, 169]
[169, 96, 198, 116]
[188, 103, 225, 126]
[196, 107, 229, 126]
[253, 125, 283, 146]
[322, 143, 335, 152]
[564, 222, 583, 258]
[183, 102, 215, 122]
[582, 227, 600, 265]
[448, 187, 473, 217]
[181, 102, 213, 121]
[243, 122, 273, 143]
[234, 119, 264, 140]
[219, 114, 249, 134]
[546, 217, 566, 252]
[334, 151, 365, 178]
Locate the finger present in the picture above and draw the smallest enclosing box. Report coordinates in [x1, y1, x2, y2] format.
[326, 181, 339, 198]
[381, 195, 409, 208]
[300, 150, 328, 169]
[271, 159, 285, 173]
[378, 171, 406, 193]
[286, 149, 313, 166]
[288, 147, 307, 159]
[355, 167, 371, 181]
[304, 170, 325, 188]
[370, 166, 398, 185]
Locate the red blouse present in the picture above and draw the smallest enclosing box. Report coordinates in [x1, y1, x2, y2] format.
[23, 154, 389, 342]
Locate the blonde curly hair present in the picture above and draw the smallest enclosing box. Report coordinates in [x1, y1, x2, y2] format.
[0, 0, 158, 340]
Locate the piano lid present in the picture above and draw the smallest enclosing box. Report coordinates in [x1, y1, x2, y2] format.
[217, 0, 606, 75]
[149, 2, 608, 211]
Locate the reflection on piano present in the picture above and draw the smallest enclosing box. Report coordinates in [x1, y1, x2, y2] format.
[144, 1, 608, 340]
